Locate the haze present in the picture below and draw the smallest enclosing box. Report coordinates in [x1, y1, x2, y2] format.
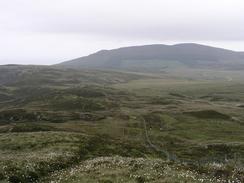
[0, 0, 244, 65]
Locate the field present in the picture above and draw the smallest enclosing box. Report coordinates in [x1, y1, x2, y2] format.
[0, 65, 244, 182]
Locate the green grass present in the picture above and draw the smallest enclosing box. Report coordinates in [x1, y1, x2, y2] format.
[0, 66, 244, 182]
[183, 110, 231, 119]
[0, 132, 84, 182]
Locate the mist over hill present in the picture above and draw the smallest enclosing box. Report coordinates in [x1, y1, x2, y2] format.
[58, 43, 244, 72]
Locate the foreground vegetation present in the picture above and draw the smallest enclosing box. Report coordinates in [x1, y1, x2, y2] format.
[0, 65, 244, 182]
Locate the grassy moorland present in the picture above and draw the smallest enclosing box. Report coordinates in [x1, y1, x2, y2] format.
[0, 65, 243, 183]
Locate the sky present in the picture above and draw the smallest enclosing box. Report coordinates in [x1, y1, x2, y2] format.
[0, 0, 244, 65]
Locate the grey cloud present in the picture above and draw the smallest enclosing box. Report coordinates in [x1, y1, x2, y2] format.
[0, 0, 244, 64]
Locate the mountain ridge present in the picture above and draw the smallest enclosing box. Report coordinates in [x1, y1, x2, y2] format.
[57, 43, 244, 71]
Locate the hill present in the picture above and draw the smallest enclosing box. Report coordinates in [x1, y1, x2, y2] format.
[58, 43, 244, 71]
[0, 65, 144, 87]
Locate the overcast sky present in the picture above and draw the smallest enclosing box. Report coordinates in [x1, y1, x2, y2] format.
[0, 0, 244, 65]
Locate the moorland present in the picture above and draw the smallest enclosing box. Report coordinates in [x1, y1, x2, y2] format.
[0, 44, 244, 183]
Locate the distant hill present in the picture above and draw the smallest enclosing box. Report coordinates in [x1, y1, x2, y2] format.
[0, 65, 143, 87]
[57, 43, 244, 71]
